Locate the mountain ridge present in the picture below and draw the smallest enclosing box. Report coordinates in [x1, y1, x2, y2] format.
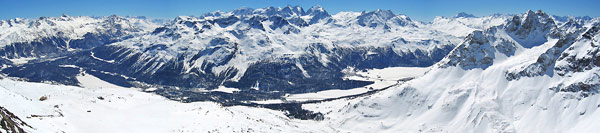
[1, 6, 600, 132]
[0, 6, 598, 105]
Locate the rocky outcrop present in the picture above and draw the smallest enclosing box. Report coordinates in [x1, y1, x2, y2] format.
[1, 106, 32, 133]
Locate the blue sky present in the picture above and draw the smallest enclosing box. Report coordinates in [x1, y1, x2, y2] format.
[1, 0, 599, 22]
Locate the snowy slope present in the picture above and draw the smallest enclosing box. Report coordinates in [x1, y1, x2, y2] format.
[0, 79, 330, 133]
[301, 10, 600, 132]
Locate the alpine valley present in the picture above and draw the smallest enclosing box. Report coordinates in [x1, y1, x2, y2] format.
[1, 5, 600, 132]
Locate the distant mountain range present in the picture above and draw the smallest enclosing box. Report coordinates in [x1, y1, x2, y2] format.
[1, 5, 600, 132]
[0, 5, 596, 105]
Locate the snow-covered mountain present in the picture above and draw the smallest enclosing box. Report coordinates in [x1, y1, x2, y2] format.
[1, 6, 600, 132]
[0, 14, 160, 66]
[455, 12, 477, 18]
[428, 12, 511, 37]
[2, 6, 472, 103]
[300, 10, 600, 132]
[3, 6, 597, 105]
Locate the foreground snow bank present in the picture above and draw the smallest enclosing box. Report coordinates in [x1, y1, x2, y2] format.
[304, 66, 600, 132]
[0, 79, 326, 132]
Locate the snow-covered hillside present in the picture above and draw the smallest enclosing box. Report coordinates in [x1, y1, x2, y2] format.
[0, 79, 330, 132]
[301, 10, 600, 132]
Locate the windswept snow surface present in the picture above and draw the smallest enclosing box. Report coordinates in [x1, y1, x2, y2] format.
[300, 11, 600, 132]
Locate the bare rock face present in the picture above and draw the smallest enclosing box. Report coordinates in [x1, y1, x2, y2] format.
[438, 11, 561, 70]
[1, 106, 33, 133]
[438, 28, 517, 69]
[434, 10, 600, 98]
[505, 10, 559, 48]
[439, 30, 497, 69]
[555, 23, 600, 76]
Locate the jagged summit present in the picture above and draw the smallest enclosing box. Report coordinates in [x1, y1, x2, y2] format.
[306, 5, 326, 14]
[505, 9, 557, 48]
[61, 13, 70, 18]
[455, 12, 476, 18]
[1, 5, 467, 103]
[356, 9, 415, 28]
[438, 10, 563, 69]
[306, 5, 330, 24]
[552, 15, 593, 22]
[2, 6, 600, 133]
[280, 5, 305, 16]
[361, 9, 396, 20]
[231, 7, 254, 16]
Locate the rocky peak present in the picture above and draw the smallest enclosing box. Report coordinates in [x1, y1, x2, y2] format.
[361, 9, 396, 20]
[30, 17, 56, 28]
[357, 9, 409, 28]
[554, 23, 600, 77]
[202, 11, 224, 18]
[105, 14, 125, 23]
[6, 18, 25, 27]
[505, 10, 558, 48]
[60, 13, 72, 19]
[253, 6, 302, 18]
[280, 5, 305, 16]
[0, 106, 33, 133]
[582, 23, 600, 39]
[437, 30, 498, 69]
[510, 10, 555, 30]
[306, 5, 327, 15]
[552, 15, 593, 24]
[455, 12, 476, 18]
[466, 30, 488, 44]
[231, 7, 255, 16]
[173, 16, 196, 24]
[57, 14, 74, 21]
[306, 5, 331, 24]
